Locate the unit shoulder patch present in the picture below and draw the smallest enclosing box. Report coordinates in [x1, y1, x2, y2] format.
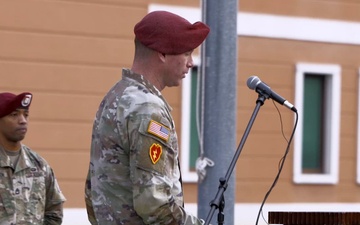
[147, 120, 170, 141]
[149, 143, 162, 164]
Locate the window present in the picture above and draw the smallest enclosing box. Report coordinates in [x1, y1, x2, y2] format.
[181, 57, 200, 182]
[294, 63, 341, 184]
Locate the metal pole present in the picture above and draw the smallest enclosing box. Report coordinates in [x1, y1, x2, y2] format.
[198, 0, 238, 224]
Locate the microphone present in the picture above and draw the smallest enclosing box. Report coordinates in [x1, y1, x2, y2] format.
[247, 76, 297, 112]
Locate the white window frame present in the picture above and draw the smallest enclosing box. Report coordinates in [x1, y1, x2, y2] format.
[294, 63, 341, 184]
[180, 57, 200, 182]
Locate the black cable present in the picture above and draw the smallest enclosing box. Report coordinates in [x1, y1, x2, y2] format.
[255, 100, 299, 225]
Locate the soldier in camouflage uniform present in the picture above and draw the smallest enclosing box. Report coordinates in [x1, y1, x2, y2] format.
[85, 11, 210, 224]
[0, 92, 66, 225]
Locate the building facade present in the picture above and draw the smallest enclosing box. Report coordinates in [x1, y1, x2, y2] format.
[1, 0, 360, 224]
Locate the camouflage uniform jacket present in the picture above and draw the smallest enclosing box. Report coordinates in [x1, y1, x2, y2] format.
[0, 144, 66, 225]
[85, 68, 204, 225]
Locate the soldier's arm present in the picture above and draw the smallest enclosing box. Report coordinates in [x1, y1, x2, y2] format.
[129, 114, 205, 225]
[43, 202, 64, 225]
[44, 166, 66, 225]
[85, 169, 98, 225]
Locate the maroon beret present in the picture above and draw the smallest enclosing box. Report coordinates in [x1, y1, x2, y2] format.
[134, 11, 210, 55]
[0, 92, 33, 118]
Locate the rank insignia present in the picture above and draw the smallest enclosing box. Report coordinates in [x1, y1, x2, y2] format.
[149, 143, 162, 164]
[147, 120, 170, 141]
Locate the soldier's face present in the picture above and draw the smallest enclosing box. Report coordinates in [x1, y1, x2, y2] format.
[0, 109, 29, 145]
[163, 50, 194, 87]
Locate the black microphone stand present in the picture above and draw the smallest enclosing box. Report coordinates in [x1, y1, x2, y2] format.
[204, 94, 267, 225]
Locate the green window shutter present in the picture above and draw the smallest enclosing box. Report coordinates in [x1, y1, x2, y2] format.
[302, 74, 324, 173]
[189, 67, 200, 170]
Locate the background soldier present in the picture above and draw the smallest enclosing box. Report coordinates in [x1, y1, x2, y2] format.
[0, 92, 66, 224]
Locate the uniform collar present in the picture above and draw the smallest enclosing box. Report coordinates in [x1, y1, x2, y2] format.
[122, 68, 173, 111]
[0, 145, 12, 167]
[0, 145, 34, 172]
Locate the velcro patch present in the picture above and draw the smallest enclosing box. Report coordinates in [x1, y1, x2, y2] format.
[149, 143, 162, 164]
[147, 120, 170, 141]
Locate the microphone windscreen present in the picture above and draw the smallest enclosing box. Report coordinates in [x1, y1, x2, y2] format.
[247, 76, 260, 90]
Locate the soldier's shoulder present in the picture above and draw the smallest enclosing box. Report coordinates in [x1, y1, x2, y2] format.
[22, 145, 51, 170]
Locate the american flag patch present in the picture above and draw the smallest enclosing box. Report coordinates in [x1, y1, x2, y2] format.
[147, 120, 170, 141]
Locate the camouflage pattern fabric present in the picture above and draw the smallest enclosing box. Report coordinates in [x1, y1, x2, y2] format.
[85, 68, 205, 225]
[0, 145, 66, 225]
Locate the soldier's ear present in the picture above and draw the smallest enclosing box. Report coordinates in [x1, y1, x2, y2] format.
[158, 52, 166, 63]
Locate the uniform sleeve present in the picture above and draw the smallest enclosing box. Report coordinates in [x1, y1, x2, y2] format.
[85, 166, 98, 225]
[128, 114, 205, 225]
[44, 165, 66, 225]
